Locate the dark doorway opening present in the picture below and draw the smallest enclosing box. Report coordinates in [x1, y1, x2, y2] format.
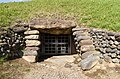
[41, 33, 72, 55]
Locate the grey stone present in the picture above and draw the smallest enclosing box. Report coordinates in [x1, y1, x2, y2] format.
[0, 40, 2, 43]
[23, 50, 38, 56]
[75, 36, 91, 42]
[116, 37, 120, 42]
[117, 55, 120, 59]
[109, 40, 114, 45]
[76, 32, 90, 37]
[117, 45, 120, 50]
[111, 45, 117, 49]
[25, 47, 40, 51]
[114, 41, 119, 45]
[24, 30, 39, 35]
[115, 33, 120, 38]
[73, 31, 84, 35]
[25, 35, 39, 40]
[111, 49, 117, 53]
[22, 56, 36, 63]
[106, 48, 112, 53]
[110, 36, 115, 41]
[80, 45, 95, 52]
[112, 58, 120, 63]
[81, 51, 100, 59]
[64, 62, 72, 68]
[116, 51, 120, 55]
[72, 27, 89, 32]
[99, 48, 106, 54]
[107, 31, 115, 36]
[80, 55, 99, 70]
[79, 40, 93, 46]
[25, 40, 41, 46]
[103, 54, 112, 63]
[111, 53, 117, 58]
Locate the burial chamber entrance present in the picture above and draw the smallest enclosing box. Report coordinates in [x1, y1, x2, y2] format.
[41, 33, 72, 55]
[23, 18, 77, 62]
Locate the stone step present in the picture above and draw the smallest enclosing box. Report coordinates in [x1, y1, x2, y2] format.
[25, 40, 41, 46]
[24, 30, 39, 35]
[25, 35, 39, 40]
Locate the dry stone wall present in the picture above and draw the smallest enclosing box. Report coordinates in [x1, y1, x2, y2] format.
[0, 27, 26, 59]
[23, 29, 41, 62]
[89, 29, 120, 63]
[72, 27, 100, 70]
[72, 27, 120, 70]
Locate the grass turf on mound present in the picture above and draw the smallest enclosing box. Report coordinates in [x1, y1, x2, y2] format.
[0, 0, 120, 31]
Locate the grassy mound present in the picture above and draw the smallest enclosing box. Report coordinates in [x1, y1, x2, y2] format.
[0, 0, 120, 31]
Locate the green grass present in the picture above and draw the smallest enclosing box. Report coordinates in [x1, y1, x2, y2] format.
[0, 0, 120, 31]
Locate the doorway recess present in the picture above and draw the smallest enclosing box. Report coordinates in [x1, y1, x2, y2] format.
[41, 33, 71, 55]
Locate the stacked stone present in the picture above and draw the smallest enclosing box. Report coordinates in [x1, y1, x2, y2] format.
[0, 32, 9, 57]
[23, 29, 40, 62]
[72, 27, 100, 70]
[89, 29, 120, 63]
[0, 28, 25, 58]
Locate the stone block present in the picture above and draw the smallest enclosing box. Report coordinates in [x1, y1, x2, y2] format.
[72, 27, 89, 32]
[75, 36, 91, 41]
[79, 40, 93, 46]
[22, 56, 36, 63]
[79, 55, 99, 70]
[25, 40, 41, 46]
[25, 47, 39, 51]
[25, 35, 39, 40]
[23, 50, 38, 56]
[103, 54, 112, 63]
[80, 45, 95, 52]
[24, 30, 39, 35]
[81, 51, 100, 59]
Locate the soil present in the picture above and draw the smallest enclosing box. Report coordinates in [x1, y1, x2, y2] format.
[0, 54, 120, 79]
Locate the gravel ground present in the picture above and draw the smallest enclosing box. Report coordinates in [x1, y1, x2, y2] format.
[23, 55, 90, 79]
[23, 54, 120, 79]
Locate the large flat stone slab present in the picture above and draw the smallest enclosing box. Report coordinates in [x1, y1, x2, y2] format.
[30, 18, 76, 34]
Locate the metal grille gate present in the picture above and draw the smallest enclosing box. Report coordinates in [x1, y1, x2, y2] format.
[41, 34, 71, 55]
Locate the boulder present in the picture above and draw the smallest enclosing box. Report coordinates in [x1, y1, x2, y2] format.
[81, 51, 100, 59]
[80, 55, 99, 70]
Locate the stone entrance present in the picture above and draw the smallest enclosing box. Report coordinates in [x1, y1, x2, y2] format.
[41, 33, 71, 55]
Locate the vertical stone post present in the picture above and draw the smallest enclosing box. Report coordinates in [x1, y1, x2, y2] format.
[22, 29, 40, 62]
